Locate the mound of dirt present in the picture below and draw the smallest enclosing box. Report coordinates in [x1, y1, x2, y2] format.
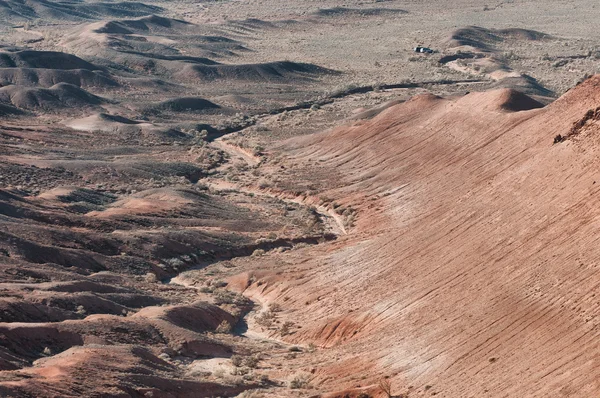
[0, 67, 117, 88]
[350, 99, 405, 120]
[224, 18, 280, 32]
[491, 74, 555, 97]
[497, 27, 551, 41]
[0, 0, 163, 23]
[313, 7, 408, 18]
[176, 60, 335, 82]
[495, 88, 545, 111]
[65, 113, 142, 132]
[0, 298, 73, 323]
[0, 102, 24, 116]
[438, 51, 482, 64]
[0, 82, 104, 110]
[0, 50, 101, 70]
[94, 15, 191, 34]
[86, 187, 222, 217]
[0, 345, 250, 398]
[447, 26, 551, 51]
[122, 53, 219, 65]
[442, 26, 555, 97]
[465, 88, 545, 112]
[38, 186, 117, 206]
[0, 323, 83, 361]
[143, 97, 222, 115]
[134, 301, 235, 334]
[212, 94, 265, 112]
[65, 19, 236, 78]
[92, 113, 140, 125]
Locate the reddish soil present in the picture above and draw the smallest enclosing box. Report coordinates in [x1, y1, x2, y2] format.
[234, 78, 600, 397]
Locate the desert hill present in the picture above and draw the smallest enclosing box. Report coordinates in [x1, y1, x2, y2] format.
[241, 77, 600, 396]
[0, 0, 162, 23]
[0, 82, 105, 110]
[3, 76, 598, 397]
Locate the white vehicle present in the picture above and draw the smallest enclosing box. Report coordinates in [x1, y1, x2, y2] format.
[414, 46, 434, 54]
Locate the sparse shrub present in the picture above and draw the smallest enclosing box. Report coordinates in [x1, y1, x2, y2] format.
[255, 310, 275, 327]
[289, 373, 310, 389]
[213, 290, 252, 307]
[346, 214, 356, 227]
[357, 393, 371, 398]
[215, 320, 232, 334]
[164, 257, 185, 270]
[259, 374, 270, 384]
[212, 280, 227, 288]
[553, 59, 569, 68]
[243, 355, 259, 368]
[234, 161, 248, 171]
[280, 321, 294, 336]
[224, 375, 244, 386]
[253, 145, 265, 155]
[379, 378, 393, 398]
[213, 368, 225, 379]
[329, 83, 359, 97]
[503, 50, 520, 61]
[144, 272, 158, 283]
[257, 178, 271, 189]
[232, 366, 250, 376]
[231, 355, 243, 367]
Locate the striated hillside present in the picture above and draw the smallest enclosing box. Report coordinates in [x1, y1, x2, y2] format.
[234, 76, 600, 397]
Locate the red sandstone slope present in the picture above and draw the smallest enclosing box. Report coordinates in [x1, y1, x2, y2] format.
[254, 79, 600, 396]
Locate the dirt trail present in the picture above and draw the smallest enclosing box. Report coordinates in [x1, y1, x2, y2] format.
[170, 273, 289, 344]
[212, 137, 261, 167]
[208, 135, 349, 236]
[165, 135, 349, 353]
[207, 178, 347, 236]
[163, 135, 350, 366]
